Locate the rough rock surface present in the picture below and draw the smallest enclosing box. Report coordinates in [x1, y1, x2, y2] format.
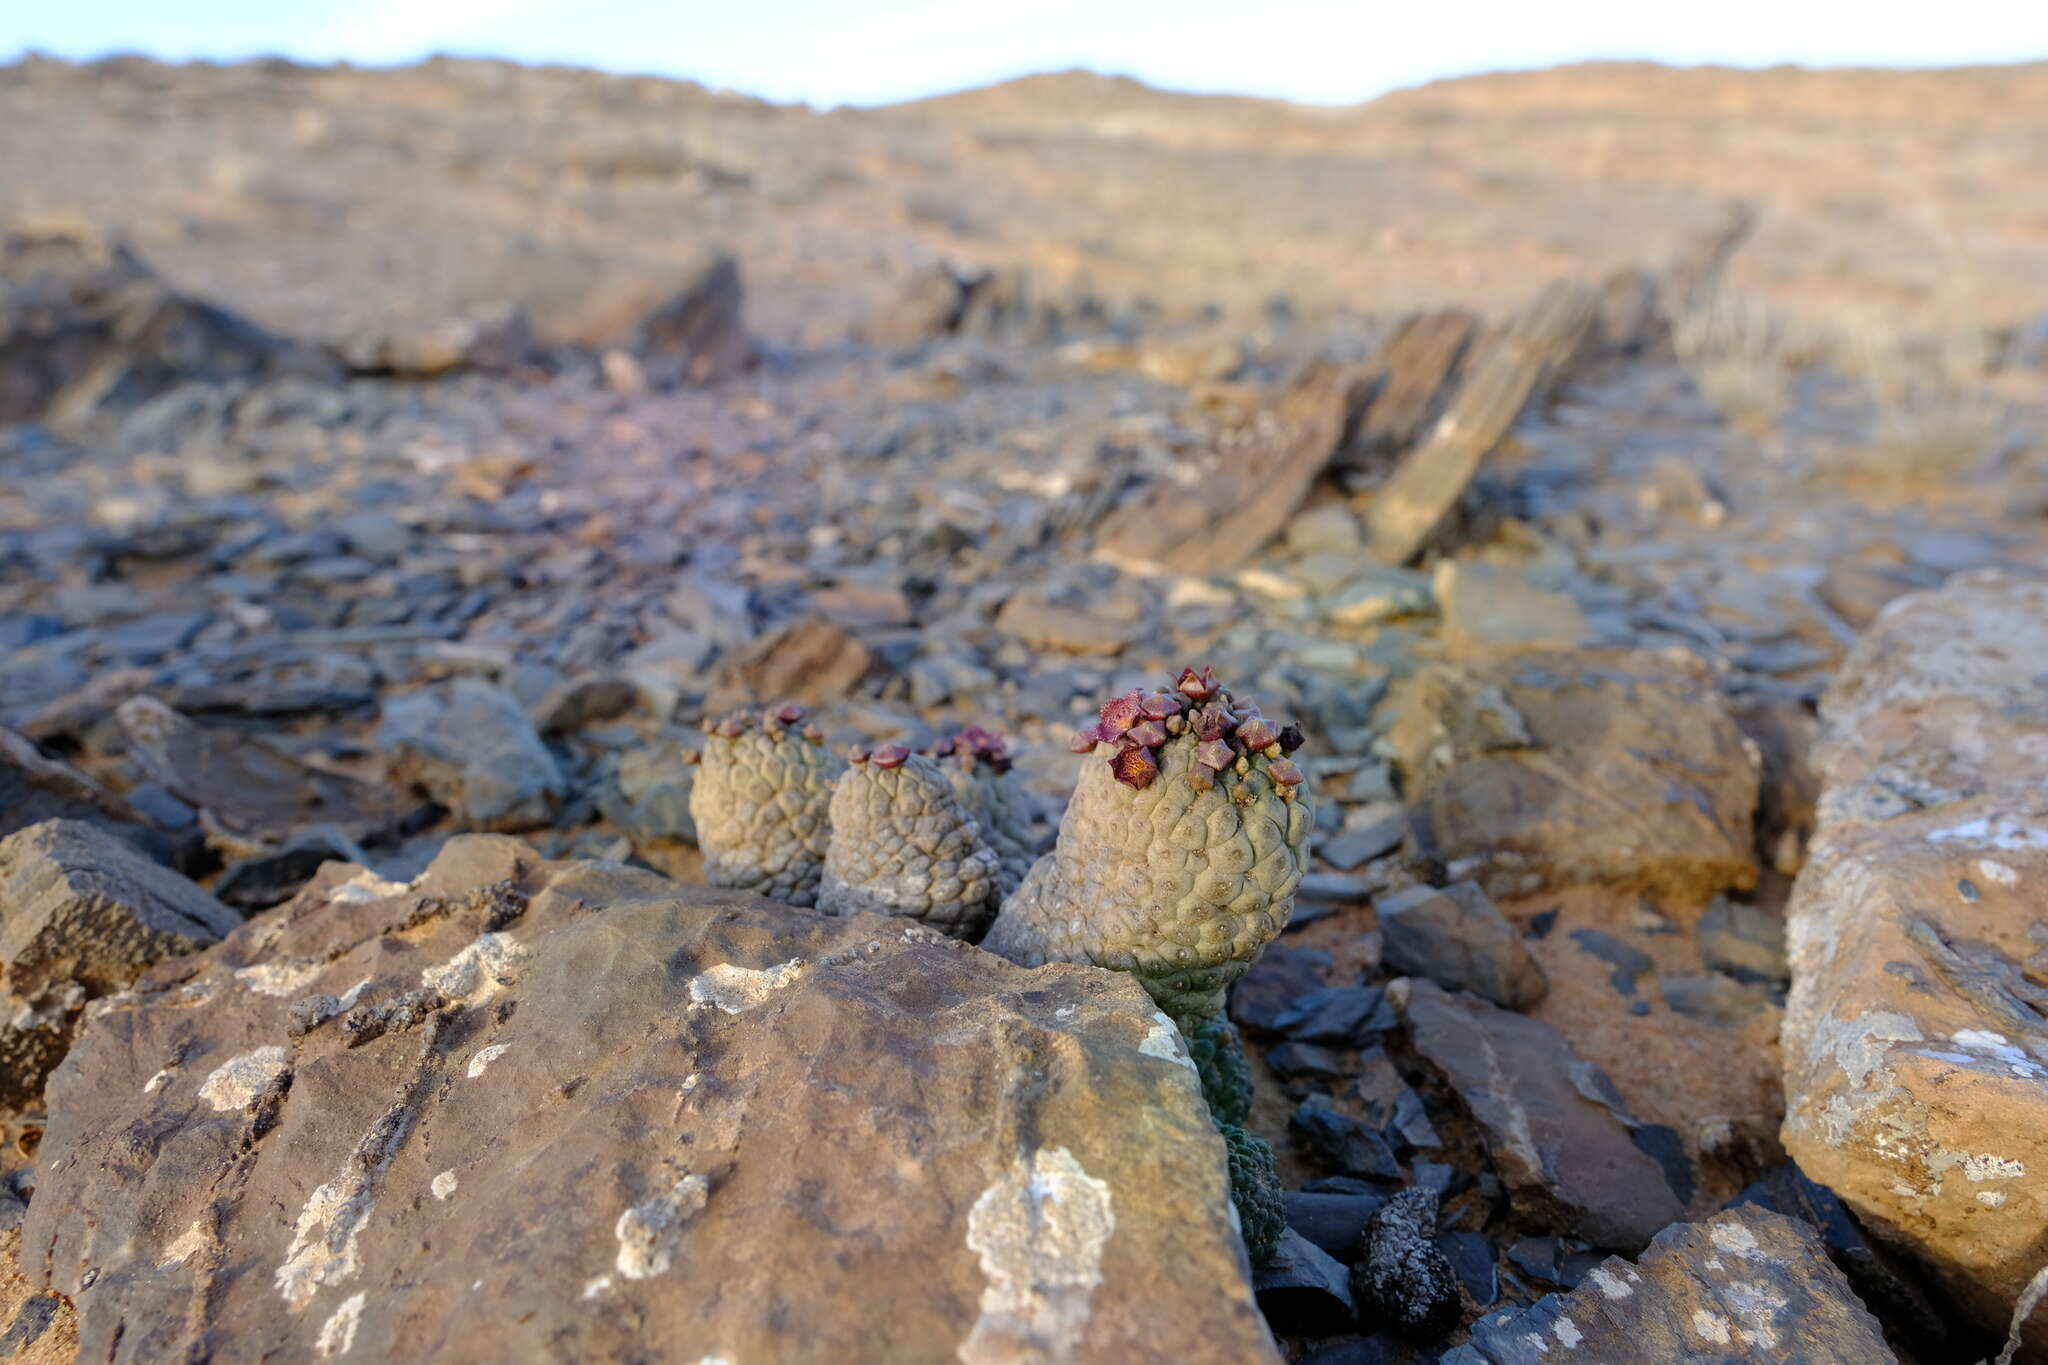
[23, 836, 1279, 1364]
[1444, 1207, 1897, 1364]
[374, 680, 567, 832]
[1781, 570, 2048, 1355]
[1388, 648, 1760, 899]
[1394, 978, 1685, 1251]
[0, 819, 239, 1107]
[1374, 880, 1546, 1010]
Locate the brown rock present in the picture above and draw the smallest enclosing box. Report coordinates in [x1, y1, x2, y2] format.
[0, 819, 239, 1108]
[1434, 558, 1595, 654]
[1781, 570, 2048, 1356]
[1093, 363, 1371, 574]
[1365, 276, 1598, 564]
[1389, 648, 1761, 899]
[0, 725, 165, 855]
[709, 617, 873, 709]
[1396, 977, 1686, 1251]
[1449, 1207, 1895, 1363]
[1335, 307, 1479, 475]
[22, 837, 1279, 1364]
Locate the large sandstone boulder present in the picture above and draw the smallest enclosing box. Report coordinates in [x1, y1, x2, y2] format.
[22, 837, 1279, 1364]
[1388, 648, 1761, 899]
[1781, 571, 2048, 1358]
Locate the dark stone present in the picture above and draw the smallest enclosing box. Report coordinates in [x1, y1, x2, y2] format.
[1527, 907, 1559, 939]
[215, 829, 375, 911]
[1376, 881, 1547, 1009]
[1230, 942, 1333, 1032]
[1507, 1235, 1562, 1282]
[1285, 1191, 1388, 1260]
[1697, 896, 1789, 984]
[1253, 1227, 1359, 1338]
[1266, 1041, 1358, 1082]
[1568, 928, 1654, 996]
[1273, 985, 1397, 1044]
[1320, 816, 1405, 870]
[1297, 1335, 1402, 1365]
[0, 1295, 60, 1354]
[1629, 1124, 1696, 1205]
[1437, 1230, 1498, 1307]
[1293, 1093, 1403, 1179]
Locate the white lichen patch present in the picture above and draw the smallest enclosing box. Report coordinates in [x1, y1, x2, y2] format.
[157, 1219, 210, 1268]
[582, 1275, 612, 1300]
[1816, 1009, 1923, 1086]
[615, 1174, 711, 1279]
[1976, 858, 2019, 887]
[331, 870, 409, 905]
[466, 1044, 509, 1079]
[431, 1170, 459, 1201]
[1722, 1278, 1789, 1350]
[1708, 1221, 1760, 1257]
[1979, 1191, 2008, 1207]
[276, 1109, 416, 1309]
[1553, 1317, 1583, 1348]
[1927, 816, 2048, 853]
[687, 960, 806, 1014]
[958, 1147, 1115, 1365]
[421, 933, 531, 1006]
[199, 1046, 289, 1112]
[1588, 1266, 1635, 1300]
[316, 1292, 367, 1358]
[144, 1066, 175, 1094]
[1692, 1308, 1732, 1345]
[235, 960, 328, 998]
[1137, 1012, 1197, 1074]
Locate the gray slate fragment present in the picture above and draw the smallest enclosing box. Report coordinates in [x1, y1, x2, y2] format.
[376, 679, 566, 831]
[1255, 1227, 1360, 1338]
[1441, 1207, 1897, 1364]
[1396, 978, 1681, 1251]
[1376, 881, 1547, 1010]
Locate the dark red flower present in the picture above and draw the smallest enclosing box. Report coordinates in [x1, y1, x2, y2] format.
[1126, 719, 1168, 748]
[1235, 716, 1279, 750]
[1192, 703, 1234, 742]
[1069, 728, 1102, 753]
[1110, 745, 1159, 789]
[770, 701, 807, 725]
[1194, 739, 1235, 771]
[871, 744, 911, 769]
[1267, 758, 1305, 787]
[1099, 689, 1146, 733]
[1176, 665, 1218, 701]
[1277, 723, 1305, 753]
[1140, 690, 1179, 720]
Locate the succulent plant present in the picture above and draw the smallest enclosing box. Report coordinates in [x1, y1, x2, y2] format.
[928, 725, 1046, 899]
[1219, 1121, 1286, 1265]
[983, 667, 1313, 1031]
[684, 704, 842, 906]
[818, 744, 1004, 939]
[1185, 1013, 1253, 1127]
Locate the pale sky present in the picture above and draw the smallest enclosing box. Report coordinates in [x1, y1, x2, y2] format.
[8, 0, 2047, 108]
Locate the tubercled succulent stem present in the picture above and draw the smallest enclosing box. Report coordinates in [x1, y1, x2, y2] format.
[685, 704, 842, 906]
[984, 667, 1313, 1032]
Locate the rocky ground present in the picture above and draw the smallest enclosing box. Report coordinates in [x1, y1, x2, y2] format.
[3, 51, 2048, 1365]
